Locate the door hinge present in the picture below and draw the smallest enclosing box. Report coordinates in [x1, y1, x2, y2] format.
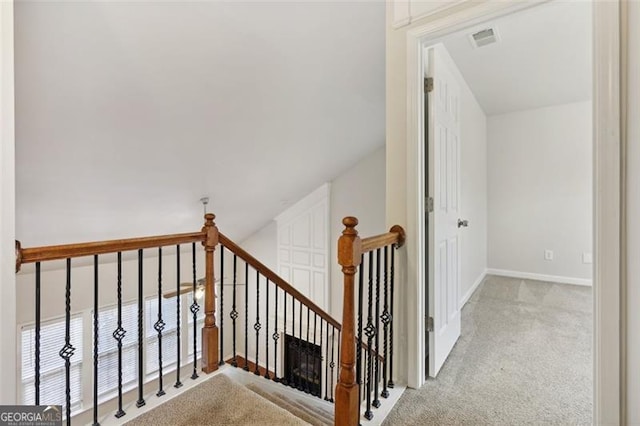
[425, 196, 434, 213]
[427, 316, 434, 332]
[424, 77, 434, 93]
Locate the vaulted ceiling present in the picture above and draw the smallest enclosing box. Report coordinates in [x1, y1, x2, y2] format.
[442, 0, 592, 115]
[14, 1, 385, 246]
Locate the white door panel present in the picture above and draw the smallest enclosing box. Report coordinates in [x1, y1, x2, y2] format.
[428, 45, 462, 377]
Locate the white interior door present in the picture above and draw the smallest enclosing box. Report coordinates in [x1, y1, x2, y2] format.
[427, 46, 462, 377]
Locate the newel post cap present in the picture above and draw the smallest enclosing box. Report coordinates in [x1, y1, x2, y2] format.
[338, 217, 362, 268]
[202, 213, 219, 249]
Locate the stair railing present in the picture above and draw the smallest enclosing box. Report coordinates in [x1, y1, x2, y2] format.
[15, 214, 220, 425]
[217, 233, 342, 401]
[335, 217, 405, 426]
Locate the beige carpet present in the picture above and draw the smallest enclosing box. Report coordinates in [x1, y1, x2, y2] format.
[383, 275, 592, 425]
[125, 373, 309, 426]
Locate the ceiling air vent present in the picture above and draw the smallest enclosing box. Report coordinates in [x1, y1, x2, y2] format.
[469, 27, 499, 48]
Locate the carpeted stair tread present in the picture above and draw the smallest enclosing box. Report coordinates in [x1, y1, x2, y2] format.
[125, 373, 309, 426]
[244, 383, 333, 426]
[270, 391, 333, 422]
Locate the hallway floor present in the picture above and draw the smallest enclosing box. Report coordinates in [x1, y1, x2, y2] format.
[383, 275, 592, 425]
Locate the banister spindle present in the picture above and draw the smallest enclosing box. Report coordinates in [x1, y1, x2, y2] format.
[93, 256, 99, 426]
[265, 278, 270, 379]
[381, 246, 390, 399]
[305, 306, 311, 393]
[244, 263, 249, 372]
[272, 284, 279, 381]
[231, 254, 238, 367]
[388, 244, 396, 389]
[219, 247, 225, 366]
[201, 213, 219, 374]
[35, 262, 41, 406]
[155, 247, 166, 397]
[356, 254, 364, 417]
[59, 258, 75, 425]
[114, 252, 126, 418]
[175, 245, 182, 388]
[254, 270, 261, 375]
[364, 251, 374, 420]
[190, 243, 200, 380]
[335, 217, 362, 426]
[373, 248, 382, 409]
[136, 249, 145, 408]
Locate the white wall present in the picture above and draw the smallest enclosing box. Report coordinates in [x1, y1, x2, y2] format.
[239, 222, 277, 273]
[0, 0, 17, 404]
[487, 101, 593, 283]
[436, 46, 489, 306]
[626, 2, 640, 422]
[329, 147, 386, 319]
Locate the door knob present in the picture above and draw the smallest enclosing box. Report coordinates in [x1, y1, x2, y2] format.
[458, 219, 469, 228]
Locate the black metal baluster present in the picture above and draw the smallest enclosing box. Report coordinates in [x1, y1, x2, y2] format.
[272, 285, 279, 381]
[291, 295, 296, 388]
[35, 262, 41, 406]
[219, 247, 225, 366]
[244, 263, 249, 372]
[313, 313, 317, 397]
[388, 245, 396, 389]
[59, 258, 75, 425]
[329, 326, 335, 402]
[281, 292, 287, 386]
[298, 300, 303, 390]
[319, 318, 323, 398]
[190, 243, 200, 380]
[264, 279, 270, 379]
[373, 249, 382, 408]
[155, 248, 166, 397]
[323, 321, 329, 401]
[356, 254, 364, 416]
[93, 256, 99, 426]
[337, 330, 341, 402]
[364, 251, 375, 420]
[175, 245, 182, 388]
[114, 252, 126, 418]
[254, 271, 261, 375]
[381, 246, 390, 398]
[230, 254, 238, 367]
[305, 306, 310, 393]
[136, 249, 145, 408]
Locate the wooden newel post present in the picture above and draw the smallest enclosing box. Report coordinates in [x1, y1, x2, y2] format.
[335, 217, 362, 426]
[201, 213, 219, 374]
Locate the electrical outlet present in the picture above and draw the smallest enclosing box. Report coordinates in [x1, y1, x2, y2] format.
[544, 250, 554, 261]
[582, 253, 593, 264]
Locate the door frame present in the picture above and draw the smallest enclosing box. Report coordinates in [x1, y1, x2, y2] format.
[404, 1, 623, 424]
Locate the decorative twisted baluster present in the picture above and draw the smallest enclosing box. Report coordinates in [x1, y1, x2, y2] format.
[265, 278, 270, 379]
[190, 243, 200, 380]
[305, 306, 311, 393]
[324, 322, 329, 401]
[59, 258, 76, 426]
[92, 256, 99, 426]
[272, 285, 279, 381]
[230, 254, 238, 367]
[381, 246, 390, 399]
[356, 254, 364, 416]
[175, 245, 182, 388]
[364, 251, 375, 420]
[254, 270, 261, 375]
[388, 244, 395, 389]
[155, 247, 167, 397]
[114, 252, 126, 418]
[373, 248, 382, 408]
[329, 326, 336, 403]
[136, 249, 145, 408]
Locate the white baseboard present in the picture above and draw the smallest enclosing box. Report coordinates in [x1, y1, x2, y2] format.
[485, 268, 593, 287]
[460, 269, 487, 307]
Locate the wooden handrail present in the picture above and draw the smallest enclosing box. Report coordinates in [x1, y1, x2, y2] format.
[219, 232, 342, 330]
[16, 231, 206, 270]
[360, 225, 406, 254]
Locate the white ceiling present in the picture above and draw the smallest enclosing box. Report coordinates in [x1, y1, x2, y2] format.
[14, 1, 385, 245]
[441, 0, 592, 116]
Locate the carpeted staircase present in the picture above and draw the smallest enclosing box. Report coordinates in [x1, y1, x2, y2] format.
[125, 369, 334, 426]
